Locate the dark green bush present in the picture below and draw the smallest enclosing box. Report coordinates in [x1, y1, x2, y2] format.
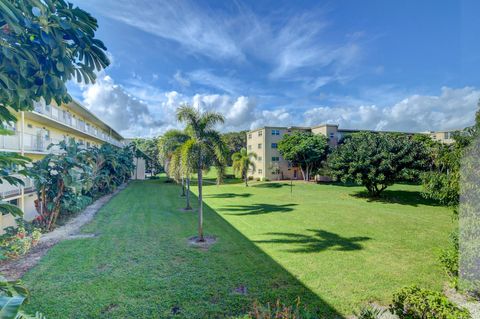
[390, 286, 470, 319]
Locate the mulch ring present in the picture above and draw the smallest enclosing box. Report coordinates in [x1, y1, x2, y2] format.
[187, 235, 217, 250]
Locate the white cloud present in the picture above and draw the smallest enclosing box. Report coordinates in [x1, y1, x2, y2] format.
[303, 87, 480, 132]
[82, 1, 362, 92]
[87, 0, 243, 61]
[173, 71, 190, 87]
[78, 74, 478, 137]
[81, 75, 164, 137]
[188, 70, 243, 95]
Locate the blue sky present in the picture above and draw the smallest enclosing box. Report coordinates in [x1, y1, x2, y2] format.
[71, 0, 480, 137]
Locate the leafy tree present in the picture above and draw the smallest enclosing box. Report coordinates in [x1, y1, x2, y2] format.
[222, 131, 247, 166]
[176, 105, 226, 242]
[29, 140, 134, 231]
[422, 103, 480, 206]
[278, 131, 329, 181]
[232, 148, 257, 186]
[0, 276, 45, 319]
[329, 132, 428, 197]
[0, 0, 108, 222]
[0, 153, 30, 217]
[0, 0, 109, 125]
[29, 139, 91, 230]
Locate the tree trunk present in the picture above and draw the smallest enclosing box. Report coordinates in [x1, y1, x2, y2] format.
[300, 166, 306, 181]
[181, 177, 185, 196]
[197, 168, 204, 242]
[245, 170, 248, 187]
[185, 177, 191, 210]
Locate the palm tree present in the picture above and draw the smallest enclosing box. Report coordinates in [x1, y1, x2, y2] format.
[176, 105, 226, 242]
[232, 148, 257, 186]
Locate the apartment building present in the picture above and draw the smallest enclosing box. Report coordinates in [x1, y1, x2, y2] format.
[247, 124, 456, 181]
[0, 99, 124, 231]
[428, 130, 456, 144]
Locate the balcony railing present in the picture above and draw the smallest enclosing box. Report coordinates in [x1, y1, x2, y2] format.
[0, 132, 64, 154]
[33, 102, 124, 147]
[0, 175, 35, 199]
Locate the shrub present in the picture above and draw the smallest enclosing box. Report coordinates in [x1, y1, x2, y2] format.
[0, 225, 42, 260]
[390, 286, 470, 319]
[354, 305, 385, 319]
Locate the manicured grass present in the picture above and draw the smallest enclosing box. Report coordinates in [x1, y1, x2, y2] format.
[22, 178, 454, 317]
[192, 178, 454, 315]
[22, 179, 341, 318]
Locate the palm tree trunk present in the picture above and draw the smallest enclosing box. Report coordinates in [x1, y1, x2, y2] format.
[197, 168, 204, 241]
[181, 177, 185, 196]
[185, 176, 191, 210]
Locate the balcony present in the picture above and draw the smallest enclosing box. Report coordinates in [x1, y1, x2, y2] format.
[33, 102, 124, 147]
[0, 132, 64, 154]
[0, 175, 35, 200]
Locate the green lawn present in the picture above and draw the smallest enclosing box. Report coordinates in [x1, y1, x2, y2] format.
[193, 178, 454, 315]
[22, 178, 454, 318]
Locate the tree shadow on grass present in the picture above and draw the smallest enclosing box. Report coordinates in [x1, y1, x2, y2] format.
[184, 187, 345, 317]
[251, 182, 293, 189]
[255, 229, 371, 253]
[204, 193, 252, 199]
[222, 203, 297, 216]
[351, 189, 441, 207]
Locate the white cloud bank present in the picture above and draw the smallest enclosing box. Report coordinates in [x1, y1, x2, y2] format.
[79, 78, 479, 137]
[304, 87, 480, 132]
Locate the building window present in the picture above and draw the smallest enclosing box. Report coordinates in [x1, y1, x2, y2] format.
[287, 161, 292, 168]
[258, 169, 262, 174]
[272, 156, 280, 162]
[258, 156, 262, 161]
[248, 145, 252, 150]
[248, 133, 252, 139]
[258, 143, 262, 149]
[271, 143, 278, 148]
[272, 129, 280, 135]
[329, 132, 335, 139]
[258, 131, 263, 137]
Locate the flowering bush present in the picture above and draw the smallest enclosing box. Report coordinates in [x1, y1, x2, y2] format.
[0, 225, 42, 260]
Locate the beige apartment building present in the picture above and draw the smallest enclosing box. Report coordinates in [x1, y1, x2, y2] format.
[247, 124, 457, 181]
[0, 99, 125, 232]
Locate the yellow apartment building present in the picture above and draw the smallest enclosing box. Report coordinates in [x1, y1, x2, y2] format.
[0, 99, 124, 231]
[247, 124, 458, 181]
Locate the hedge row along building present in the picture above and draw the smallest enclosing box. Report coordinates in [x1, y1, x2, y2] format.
[0, 100, 125, 232]
[247, 124, 457, 181]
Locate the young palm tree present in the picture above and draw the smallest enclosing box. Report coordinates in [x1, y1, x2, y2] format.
[232, 148, 257, 186]
[176, 105, 226, 242]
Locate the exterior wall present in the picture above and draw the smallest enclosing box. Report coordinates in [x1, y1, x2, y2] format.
[246, 128, 266, 180]
[311, 124, 339, 147]
[430, 131, 456, 144]
[132, 157, 146, 180]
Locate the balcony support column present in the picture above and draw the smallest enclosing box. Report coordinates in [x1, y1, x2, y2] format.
[20, 111, 25, 213]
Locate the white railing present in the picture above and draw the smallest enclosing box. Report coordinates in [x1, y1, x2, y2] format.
[0, 175, 35, 199]
[0, 132, 64, 154]
[33, 101, 124, 147]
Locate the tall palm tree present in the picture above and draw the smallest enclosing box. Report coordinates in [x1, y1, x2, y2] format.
[232, 148, 257, 186]
[176, 105, 226, 242]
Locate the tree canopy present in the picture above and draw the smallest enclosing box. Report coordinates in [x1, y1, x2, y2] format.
[0, 0, 109, 125]
[222, 131, 247, 166]
[278, 131, 329, 181]
[329, 132, 428, 197]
